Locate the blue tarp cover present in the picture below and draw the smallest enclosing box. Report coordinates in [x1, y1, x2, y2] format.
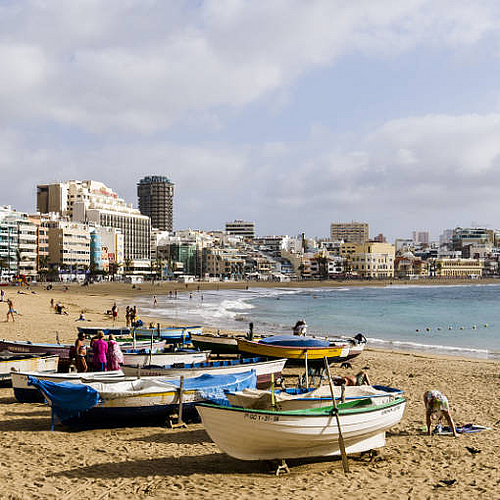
[259, 335, 330, 348]
[27, 376, 100, 424]
[161, 371, 257, 406]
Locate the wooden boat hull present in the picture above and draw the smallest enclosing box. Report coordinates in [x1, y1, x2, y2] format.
[11, 369, 125, 402]
[0, 354, 59, 381]
[191, 334, 240, 355]
[121, 357, 288, 389]
[197, 397, 406, 461]
[134, 326, 202, 343]
[237, 339, 349, 364]
[77, 326, 131, 336]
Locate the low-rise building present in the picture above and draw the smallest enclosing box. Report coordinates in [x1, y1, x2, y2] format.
[342, 242, 395, 278]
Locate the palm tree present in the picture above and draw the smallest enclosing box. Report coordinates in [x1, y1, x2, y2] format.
[155, 258, 164, 281]
[124, 258, 133, 275]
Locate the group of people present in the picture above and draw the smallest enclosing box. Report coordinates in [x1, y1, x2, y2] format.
[72, 331, 124, 373]
[125, 305, 142, 327]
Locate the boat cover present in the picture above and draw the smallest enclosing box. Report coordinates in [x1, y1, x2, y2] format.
[27, 376, 100, 424]
[89, 371, 257, 405]
[258, 335, 330, 348]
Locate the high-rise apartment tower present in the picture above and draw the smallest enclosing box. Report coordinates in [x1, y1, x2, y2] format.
[330, 221, 369, 244]
[137, 176, 175, 231]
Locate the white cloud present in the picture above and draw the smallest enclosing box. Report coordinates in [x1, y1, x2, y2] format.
[1, 1, 500, 132]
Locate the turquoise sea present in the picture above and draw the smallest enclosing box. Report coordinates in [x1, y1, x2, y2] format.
[134, 284, 500, 360]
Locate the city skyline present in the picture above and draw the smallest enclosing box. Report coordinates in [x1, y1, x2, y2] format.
[2, 2, 500, 240]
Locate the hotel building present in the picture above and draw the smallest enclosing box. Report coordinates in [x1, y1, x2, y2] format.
[37, 180, 150, 261]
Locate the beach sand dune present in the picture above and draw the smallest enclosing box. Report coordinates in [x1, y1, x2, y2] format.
[0, 284, 499, 499]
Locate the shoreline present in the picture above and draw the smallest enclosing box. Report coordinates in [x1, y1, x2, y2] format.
[3, 279, 499, 362]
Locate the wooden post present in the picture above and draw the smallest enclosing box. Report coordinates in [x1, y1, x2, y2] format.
[169, 376, 188, 429]
[304, 350, 309, 389]
[324, 356, 349, 474]
[270, 373, 276, 408]
[157, 323, 161, 339]
[341, 383, 346, 403]
[149, 331, 154, 367]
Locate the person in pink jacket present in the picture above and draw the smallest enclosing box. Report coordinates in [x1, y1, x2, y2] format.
[91, 331, 108, 372]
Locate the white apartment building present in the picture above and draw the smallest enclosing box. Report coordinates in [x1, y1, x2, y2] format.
[0, 206, 37, 278]
[37, 180, 150, 261]
[44, 220, 91, 272]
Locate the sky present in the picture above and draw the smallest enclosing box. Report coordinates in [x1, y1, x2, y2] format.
[2, 1, 500, 242]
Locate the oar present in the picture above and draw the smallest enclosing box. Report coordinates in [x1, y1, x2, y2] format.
[324, 356, 349, 474]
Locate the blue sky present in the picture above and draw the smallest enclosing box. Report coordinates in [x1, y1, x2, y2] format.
[2, 1, 500, 241]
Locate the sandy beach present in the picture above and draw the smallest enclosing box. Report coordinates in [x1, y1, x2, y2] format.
[1, 282, 500, 499]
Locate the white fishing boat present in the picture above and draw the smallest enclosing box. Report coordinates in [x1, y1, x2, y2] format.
[226, 384, 402, 411]
[27, 371, 257, 427]
[120, 349, 211, 368]
[121, 357, 288, 389]
[11, 369, 126, 402]
[0, 352, 59, 381]
[197, 396, 406, 461]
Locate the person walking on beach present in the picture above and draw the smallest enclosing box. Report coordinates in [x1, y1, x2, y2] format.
[91, 331, 108, 372]
[50, 298, 54, 310]
[111, 303, 118, 323]
[424, 390, 458, 437]
[73, 332, 88, 373]
[153, 295, 157, 307]
[6, 298, 15, 322]
[107, 334, 124, 371]
[0, 289, 4, 302]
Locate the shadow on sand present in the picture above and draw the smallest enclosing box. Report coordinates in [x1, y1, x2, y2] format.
[0, 416, 52, 431]
[50, 453, 271, 479]
[128, 428, 211, 445]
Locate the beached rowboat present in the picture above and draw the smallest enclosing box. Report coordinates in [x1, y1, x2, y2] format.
[0, 352, 59, 381]
[197, 396, 406, 461]
[121, 357, 287, 389]
[120, 349, 210, 368]
[226, 385, 403, 411]
[28, 371, 257, 427]
[237, 336, 350, 364]
[11, 369, 125, 402]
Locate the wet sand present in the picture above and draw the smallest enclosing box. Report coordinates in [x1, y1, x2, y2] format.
[0, 283, 499, 499]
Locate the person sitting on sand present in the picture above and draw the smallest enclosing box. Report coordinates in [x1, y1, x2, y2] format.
[75, 311, 88, 321]
[424, 390, 458, 437]
[333, 370, 371, 386]
[91, 331, 108, 372]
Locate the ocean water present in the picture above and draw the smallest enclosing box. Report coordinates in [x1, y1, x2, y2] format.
[133, 284, 500, 360]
